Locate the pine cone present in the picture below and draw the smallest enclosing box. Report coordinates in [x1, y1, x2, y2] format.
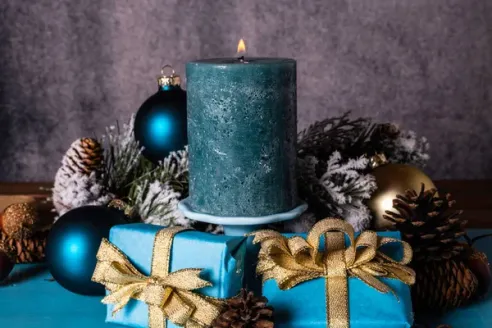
[64, 138, 104, 175]
[211, 289, 274, 328]
[383, 184, 490, 315]
[383, 185, 467, 262]
[413, 258, 478, 314]
[0, 230, 47, 263]
[53, 138, 113, 216]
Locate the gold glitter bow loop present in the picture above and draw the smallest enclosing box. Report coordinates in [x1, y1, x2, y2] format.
[92, 229, 224, 328]
[249, 218, 416, 328]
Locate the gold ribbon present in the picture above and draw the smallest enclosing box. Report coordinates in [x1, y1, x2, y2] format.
[249, 218, 416, 328]
[92, 227, 224, 328]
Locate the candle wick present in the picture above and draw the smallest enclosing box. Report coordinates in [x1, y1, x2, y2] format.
[238, 55, 248, 63]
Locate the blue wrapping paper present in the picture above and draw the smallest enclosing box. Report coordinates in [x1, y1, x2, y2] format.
[262, 231, 414, 328]
[104, 223, 246, 328]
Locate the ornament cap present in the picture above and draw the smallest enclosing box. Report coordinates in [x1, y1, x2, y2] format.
[157, 65, 181, 87]
[370, 153, 389, 169]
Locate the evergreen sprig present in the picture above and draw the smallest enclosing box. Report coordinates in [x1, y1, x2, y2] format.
[101, 116, 189, 226]
[298, 111, 429, 167]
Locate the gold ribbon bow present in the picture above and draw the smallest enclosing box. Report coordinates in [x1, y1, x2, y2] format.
[249, 218, 416, 328]
[92, 227, 224, 328]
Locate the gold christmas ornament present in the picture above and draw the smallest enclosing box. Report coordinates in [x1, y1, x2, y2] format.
[0, 202, 40, 238]
[0, 195, 36, 213]
[368, 154, 436, 230]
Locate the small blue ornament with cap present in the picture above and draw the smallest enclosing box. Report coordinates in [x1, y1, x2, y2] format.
[134, 65, 187, 164]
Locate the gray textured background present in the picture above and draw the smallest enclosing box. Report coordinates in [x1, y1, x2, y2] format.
[1, 0, 491, 181]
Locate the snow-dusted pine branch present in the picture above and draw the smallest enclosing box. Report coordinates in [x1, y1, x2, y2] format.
[133, 180, 190, 228]
[102, 115, 143, 196]
[389, 129, 430, 167]
[297, 151, 377, 231]
[298, 112, 430, 168]
[151, 146, 189, 194]
[297, 113, 369, 160]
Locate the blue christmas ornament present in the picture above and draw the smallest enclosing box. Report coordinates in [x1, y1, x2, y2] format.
[134, 65, 187, 164]
[46, 205, 127, 295]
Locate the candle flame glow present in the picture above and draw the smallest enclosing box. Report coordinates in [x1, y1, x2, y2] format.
[237, 39, 246, 54]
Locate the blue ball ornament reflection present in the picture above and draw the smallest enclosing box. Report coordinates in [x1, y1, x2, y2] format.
[46, 206, 127, 295]
[150, 114, 173, 141]
[134, 85, 187, 164]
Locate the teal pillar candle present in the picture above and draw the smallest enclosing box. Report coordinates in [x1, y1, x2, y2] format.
[186, 58, 298, 217]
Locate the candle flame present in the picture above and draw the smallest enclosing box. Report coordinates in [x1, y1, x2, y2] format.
[237, 39, 246, 54]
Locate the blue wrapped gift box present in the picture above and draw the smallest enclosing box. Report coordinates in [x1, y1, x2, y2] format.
[262, 231, 414, 328]
[104, 223, 247, 328]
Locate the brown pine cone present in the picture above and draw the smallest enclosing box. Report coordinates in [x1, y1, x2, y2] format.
[68, 138, 104, 175]
[413, 258, 478, 314]
[0, 230, 47, 263]
[384, 184, 492, 315]
[383, 185, 467, 262]
[212, 289, 274, 328]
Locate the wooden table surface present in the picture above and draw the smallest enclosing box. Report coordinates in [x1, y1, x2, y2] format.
[0, 181, 490, 228]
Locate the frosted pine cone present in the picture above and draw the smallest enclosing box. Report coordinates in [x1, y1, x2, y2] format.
[63, 138, 104, 175]
[53, 138, 113, 216]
